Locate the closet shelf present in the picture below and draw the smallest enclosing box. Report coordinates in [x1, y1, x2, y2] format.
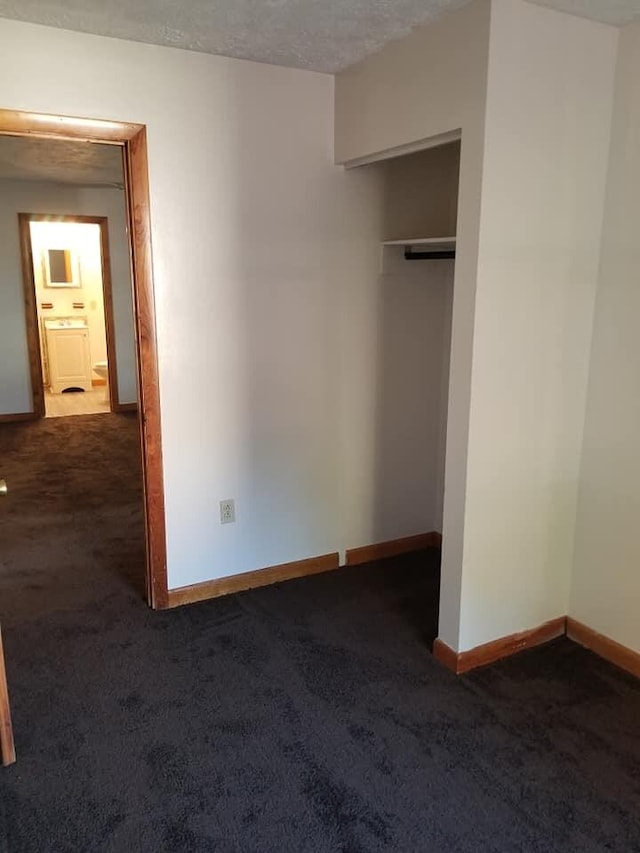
[382, 236, 456, 260]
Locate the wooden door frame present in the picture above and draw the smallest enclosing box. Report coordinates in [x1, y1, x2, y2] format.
[18, 213, 128, 415]
[0, 625, 16, 766]
[0, 109, 169, 609]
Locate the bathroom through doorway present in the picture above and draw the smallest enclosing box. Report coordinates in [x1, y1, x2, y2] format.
[20, 214, 128, 419]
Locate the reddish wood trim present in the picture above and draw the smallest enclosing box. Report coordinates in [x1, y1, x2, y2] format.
[346, 531, 441, 566]
[96, 217, 120, 411]
[0, 412, 38, 424]
[17, 214, 45, 418]
[432, 638, 459, 673]
[434, 617, 567, 675]
[1, 109, 167, 611]
[0, 110, 141, 143]
[0, 627, 16, 766]
[167, 552, 341, 609]
[123, 127, 168, 609]
[567, 618, 640, 680]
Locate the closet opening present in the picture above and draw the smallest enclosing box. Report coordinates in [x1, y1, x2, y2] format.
[352, 137, 460, 646]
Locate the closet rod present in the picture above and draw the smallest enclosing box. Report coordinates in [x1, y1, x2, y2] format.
[404, 249, 456, 261]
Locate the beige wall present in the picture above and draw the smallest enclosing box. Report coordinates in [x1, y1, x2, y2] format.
[336, 141, 457, 548]
[381, 143, 460, 242]
[336, 249, 454, 546]
[1, 6, 627, 643]
[334, 1, 491, 167]
[571, 21, 640, 654]
[457, 0, 618, 650]
[0, 18, 408, 590]
[382, 147, 457, 535]
[335, 0, 618, 652]
[335, 0, 492, 650]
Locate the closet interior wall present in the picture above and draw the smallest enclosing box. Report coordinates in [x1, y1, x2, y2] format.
[358, 141, 460, 541]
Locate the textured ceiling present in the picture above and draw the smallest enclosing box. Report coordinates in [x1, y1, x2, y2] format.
[0, 136, 124, 186]
[0, 0, 638, 73]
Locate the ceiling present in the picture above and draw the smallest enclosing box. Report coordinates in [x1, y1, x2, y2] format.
[0, 0, 638, 74]
[0, 136, 124, 187]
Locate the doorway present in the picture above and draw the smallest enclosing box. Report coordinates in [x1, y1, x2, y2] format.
[0, 110, 168, 610]
[351, 137, 460, 644]
[20, 214, 126, 419]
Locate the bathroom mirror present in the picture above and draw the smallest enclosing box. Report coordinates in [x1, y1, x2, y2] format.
[42, 248, 82, 288]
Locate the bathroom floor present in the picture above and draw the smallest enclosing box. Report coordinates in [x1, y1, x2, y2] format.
[45, 388, 110, 418]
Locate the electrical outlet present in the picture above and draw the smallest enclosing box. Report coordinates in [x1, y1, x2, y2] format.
[219, 499, 235, 524]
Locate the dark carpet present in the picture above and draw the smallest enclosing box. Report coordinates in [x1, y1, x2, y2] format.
[1, 415, 640, 853]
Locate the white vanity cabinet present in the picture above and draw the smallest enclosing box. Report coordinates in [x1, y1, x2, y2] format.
[44, 319, 92, 394]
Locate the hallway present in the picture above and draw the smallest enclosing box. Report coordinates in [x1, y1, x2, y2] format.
[0, 412, 145, 605]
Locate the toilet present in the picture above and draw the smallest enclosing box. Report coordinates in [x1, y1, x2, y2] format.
[93, 361, 109, 404]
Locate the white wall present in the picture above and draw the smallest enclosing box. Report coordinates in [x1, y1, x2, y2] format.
[31, 221, 108, 383]
[330, 157, 454, 553]
[334, 1, 491, 167]
[459, 0, 617, 650]
[0, 179, 137, 410]
[0, 19, 394, 590]
[334, 0, 618, 653]
[1, 7, 620, 630]
[372, 147, 457, 538]
[335, 0, 492, 650]
[571, 21, 640, 654]
[381, 143, 460, 241]
[376, 251, 454, 537]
